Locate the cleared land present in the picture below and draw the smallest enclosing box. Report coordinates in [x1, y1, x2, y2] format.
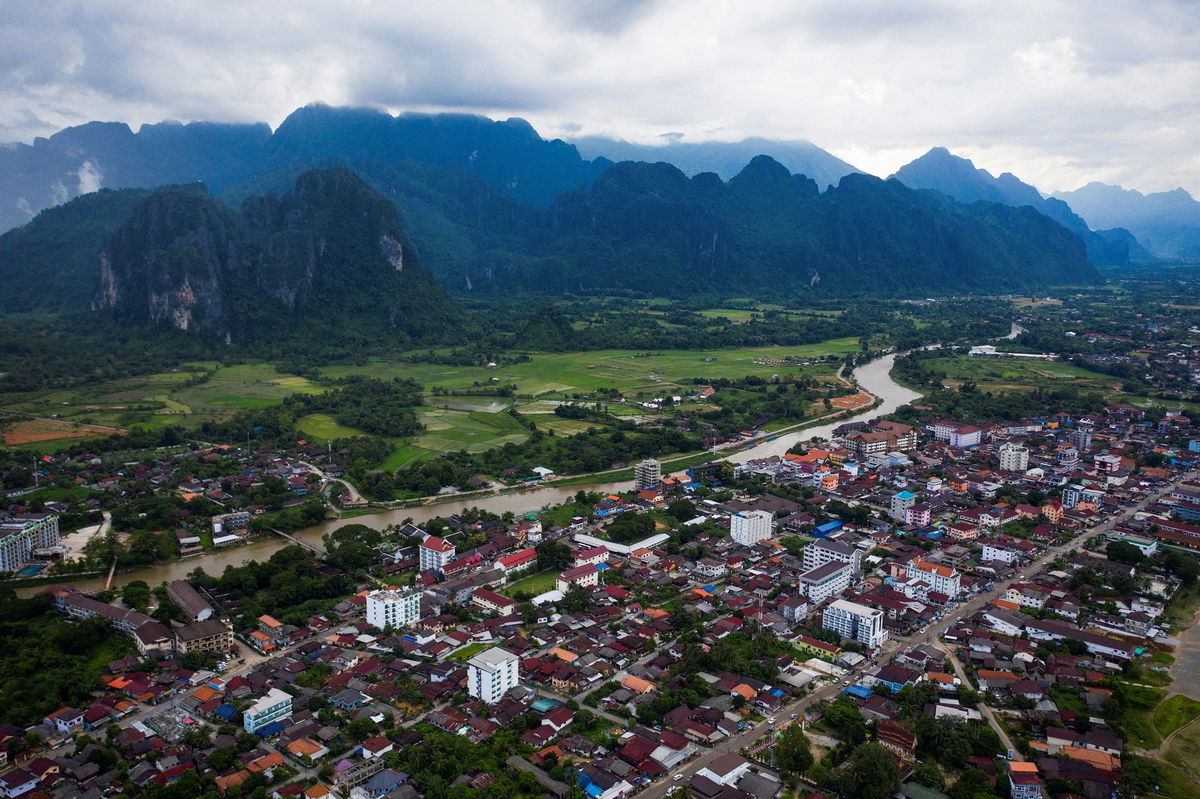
[501, 570, 557, 598]
[2, 419, 123, 448]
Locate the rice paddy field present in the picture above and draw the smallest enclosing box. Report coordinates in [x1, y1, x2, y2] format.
[1, 338, 854, 463]
[914, 353, 1122, 394]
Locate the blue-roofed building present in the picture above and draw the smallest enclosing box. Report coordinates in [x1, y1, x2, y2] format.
[890, 490, 917, 520]
[843, 685, 873, 699]
[813, 520, 843, 538]
[215, 703, 237, 721]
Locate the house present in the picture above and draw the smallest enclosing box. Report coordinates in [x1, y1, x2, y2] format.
[696, 753, 750, 786]
[556, 565, 599, 593]
[44, 706, 85, 735]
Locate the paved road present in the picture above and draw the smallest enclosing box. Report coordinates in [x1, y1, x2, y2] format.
[637, 470, 1196, 799]
[940, 644, 1020, 760]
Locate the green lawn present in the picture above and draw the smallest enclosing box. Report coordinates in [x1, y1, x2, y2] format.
[501, 569, 558, 598]
[377, 444, 439, 471]
[296, 413, 366, 442]
[414, 408, 531, 453]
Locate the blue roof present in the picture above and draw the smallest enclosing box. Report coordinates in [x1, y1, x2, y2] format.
[894, 490, 916, 500]
[255, 720, 284, 737]
[215, 703, 237, 720]
[815, 521, 843, 532]
[843, 685, 873, 698]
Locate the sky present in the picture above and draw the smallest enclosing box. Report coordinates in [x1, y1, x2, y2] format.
[2, 0, 1199, 195]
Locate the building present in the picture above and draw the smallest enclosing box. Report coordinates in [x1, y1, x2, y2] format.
[472, 588, 517, 616]
[730, 510, 773, 546]
[696, 753, 751, 787]
[843, 421, 918, 459]
[211, 510, 250, 534]
[634, 458, 662, 490]
[53, 590, 172, 656]
[365, 588, 421, 630]
[0, 514, 60, 572]
[890, 491, 917, 521]
[556, 565, 599, 593]
[907, 558, 961, 597]
[467, 647, 520, 703]
[243, 688, 293, 733]
[1008, 762, 1043, 799]
[175, 620, 233, 656]
[166, 580, 215, 622]
[419, 536, 456, 573]
[998, 443, 1029, 472]
[799, 561, 852, 605]
[1067, 427, 1094, 452]
[823, 599, 887, 650]
[802, 539, 862, 574]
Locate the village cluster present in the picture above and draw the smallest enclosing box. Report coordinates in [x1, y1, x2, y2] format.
[1, 400, 1199, 799]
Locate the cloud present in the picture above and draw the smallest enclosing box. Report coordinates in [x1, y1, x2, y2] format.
[77, 160, 102, 194]
[0, 0, 1197, 194]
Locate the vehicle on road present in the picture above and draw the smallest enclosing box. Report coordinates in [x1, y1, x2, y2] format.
[767, 717, 776, 725]
[673, 774, 684, 782]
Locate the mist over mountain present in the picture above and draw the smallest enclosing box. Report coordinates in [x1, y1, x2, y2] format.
[1051, 182, 1200, 259]
[0, 104, 612, 234]
[891, 147, 1150, 266]
[571, 135, 859, 189]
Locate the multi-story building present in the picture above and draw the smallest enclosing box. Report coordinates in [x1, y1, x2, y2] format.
[1067, 427, 1094, 452]
[365, 588, 421, 630]
[907, 558, 961, 597]
[822, 599, 887, 650]
[467, 647, 520, 703]
[890, 491, 917, 521]
[802, 539, 862, 574]
[243, 688, 293, 733]
[843, 421, 918, 459]
[998, 443, 1029, 472]
[174, 620, 233, 656]
[556, 565, 599, 593]
[634, 458, 662, 490]
[1008, 762, 1044, 799]
[799, 561, 852, 605]
[0, 514, 60, 572]
[419, 536, 456, 573]
[730, 510, 773, 546]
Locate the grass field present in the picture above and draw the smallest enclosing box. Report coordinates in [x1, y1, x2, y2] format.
[320, 340, 855, 399]
[1163, 717, 1200, 787]
[501, 570, 557, 598]
[296, 414, 366, 442]
[1154, 695, 1200, 739]
[414, 408, 530, 453]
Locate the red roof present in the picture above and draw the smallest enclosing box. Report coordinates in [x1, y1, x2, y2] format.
[422, 536, 455, 553]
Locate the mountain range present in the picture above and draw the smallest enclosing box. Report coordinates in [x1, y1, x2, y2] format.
[890, 147, 1151, 266]
[1051, 182, 1200, 259]
[571, 135, 859, 190]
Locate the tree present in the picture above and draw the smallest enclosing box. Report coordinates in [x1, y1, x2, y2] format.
[948, 768, 998, 799]
[120, 580, 152, 612]
[845, 743, 900, 799]
[535, 541, 572, 572]
[912, 761, 945, 791]
[775, 723, 814, 774]
[1105, 540, 1143, 565]
[667, 500, 697, 522]
[560, 583, 593, 613]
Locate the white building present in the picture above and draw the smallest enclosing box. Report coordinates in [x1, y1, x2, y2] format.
[0, 514, 60, 572]
[998, 443, 1029, 472]
[467, 647, 520, 703]
[634, 458, 662, 490]
[365, 588, 421, 630]
[823, 599, 887, 650]
[980, 542, 1021, 564]
[730, 510, 773, 546]
[907, 558, 961, 597]
[802, 539, 862, 574]
[419, 536, 456, 573]
[799, 561, 852, 606]
[244, 688, 293, 733]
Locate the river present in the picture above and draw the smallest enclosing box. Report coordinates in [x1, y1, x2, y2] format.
[27, 350, 922, 595]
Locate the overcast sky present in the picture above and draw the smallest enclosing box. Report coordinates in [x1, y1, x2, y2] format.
[3, 0, 1198, 195]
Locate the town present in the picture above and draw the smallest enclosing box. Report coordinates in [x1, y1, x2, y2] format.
[2, 389, 1199, 799]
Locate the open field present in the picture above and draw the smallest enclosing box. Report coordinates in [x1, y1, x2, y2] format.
[414, 408, 530, 453]
[1154, 695, 1200, 739]
[296, 414, 366, 442]
[501, 570, 557, 598]
[917, 354, 1122, 396]
[2, 418, 123, 447]
[320, 341, 855, 399]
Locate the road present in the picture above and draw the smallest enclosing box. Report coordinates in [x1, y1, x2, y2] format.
[637, 469, 1195, 799]
[939, 644, 1020, 760]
